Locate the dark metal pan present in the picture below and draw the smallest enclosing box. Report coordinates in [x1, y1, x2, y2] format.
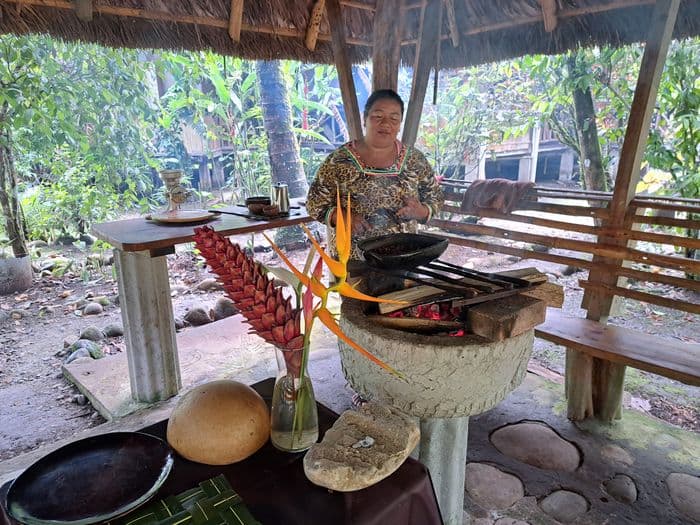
[359, 233, 449, 270]
[5, 432, 173, 525]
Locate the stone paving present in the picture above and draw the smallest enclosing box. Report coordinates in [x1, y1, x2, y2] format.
[463, 372, 700, 524]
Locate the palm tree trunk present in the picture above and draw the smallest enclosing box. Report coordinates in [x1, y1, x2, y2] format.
[256, 60, 308, 198]
[0, 123, 29, 258]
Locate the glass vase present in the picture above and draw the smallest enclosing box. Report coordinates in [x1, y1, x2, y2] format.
[270, 347, 319, 453]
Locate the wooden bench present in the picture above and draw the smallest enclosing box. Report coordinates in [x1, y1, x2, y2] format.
[535, 308, 700, 387]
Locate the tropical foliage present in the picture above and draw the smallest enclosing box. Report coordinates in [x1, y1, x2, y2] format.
[0, 32, 698, 259]
[0, 35, 160, 253]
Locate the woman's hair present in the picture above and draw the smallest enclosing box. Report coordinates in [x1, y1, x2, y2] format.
[363, 89, 404, 119]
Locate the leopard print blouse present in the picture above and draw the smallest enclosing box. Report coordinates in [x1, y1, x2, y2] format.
[306, 141, 444, 260]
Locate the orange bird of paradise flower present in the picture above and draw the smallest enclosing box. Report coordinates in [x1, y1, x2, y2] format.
[263, 190, 405, 378]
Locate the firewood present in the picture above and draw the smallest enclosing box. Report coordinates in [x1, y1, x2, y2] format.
[467, 295, 546, 342]
[366, 315, 463, 334]
[520, 282, 564, 308]
[494, 267, 564, 308]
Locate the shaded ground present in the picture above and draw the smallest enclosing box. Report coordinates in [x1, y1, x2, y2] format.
[0, 230, 698, 462]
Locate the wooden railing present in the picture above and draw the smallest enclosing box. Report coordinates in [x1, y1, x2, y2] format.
[432, 180, 700, 315]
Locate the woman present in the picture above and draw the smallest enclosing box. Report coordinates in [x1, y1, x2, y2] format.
[306, 89, 444, 261]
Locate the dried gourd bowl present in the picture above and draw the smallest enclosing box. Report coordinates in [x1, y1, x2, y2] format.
[245, 196, 271, 215]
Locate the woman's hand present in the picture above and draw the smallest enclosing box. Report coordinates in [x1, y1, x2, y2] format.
[330, 208, 371, 234]
[396, 196, 429, 222]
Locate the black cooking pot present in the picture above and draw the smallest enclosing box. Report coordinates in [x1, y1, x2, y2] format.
[359, 233, 448, 270]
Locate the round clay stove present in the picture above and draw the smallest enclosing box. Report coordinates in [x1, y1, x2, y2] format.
[338, 297, 536, 524]
[338, 298, 533, 419]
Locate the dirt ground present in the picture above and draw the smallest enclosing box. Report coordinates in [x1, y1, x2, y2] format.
[0, 231, 698, 462]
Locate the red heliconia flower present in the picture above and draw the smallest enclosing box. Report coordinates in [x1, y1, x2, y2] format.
[193, 226, 304, 377]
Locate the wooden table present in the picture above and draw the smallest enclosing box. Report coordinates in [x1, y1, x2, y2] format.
[0, 379, 443, 525]
[91, 201, 312, 403]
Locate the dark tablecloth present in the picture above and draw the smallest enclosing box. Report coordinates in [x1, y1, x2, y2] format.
[1, 379, 443, 525]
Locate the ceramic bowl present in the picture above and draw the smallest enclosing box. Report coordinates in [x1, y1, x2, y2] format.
[245, 196, 271, 215]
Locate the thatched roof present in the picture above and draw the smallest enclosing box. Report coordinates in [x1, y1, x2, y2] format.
[0, 0, 699, 68]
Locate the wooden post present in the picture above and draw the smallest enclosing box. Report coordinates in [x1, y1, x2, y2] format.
[568, 0, 680, 422]
[565, 350, 593, 419]
[444, 0, 459, 47]
[539, 0, 558, 32]
[371, 0, 402, 91]
[228, 0, 244, 42]
[402, 0, 440, 146]
[326, 0, 363, 141]
[73, 0, 92, 21]
[305, 0, 325, 51]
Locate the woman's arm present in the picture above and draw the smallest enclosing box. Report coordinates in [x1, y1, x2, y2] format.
[306, 156, 338, 224]
[397, 148, 444, 223]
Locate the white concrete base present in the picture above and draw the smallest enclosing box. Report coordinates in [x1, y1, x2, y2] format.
[338, 299, 534, 524]
[412, 417, 470, 525]
[114, 249, 181, 402]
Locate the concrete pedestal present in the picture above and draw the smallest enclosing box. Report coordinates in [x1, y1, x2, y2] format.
[338, 299, 533, 523]
[114, 249, 181, 402]
[412, 417, 470, 524]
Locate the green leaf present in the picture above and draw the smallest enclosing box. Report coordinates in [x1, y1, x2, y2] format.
[264, 266, 301, 289]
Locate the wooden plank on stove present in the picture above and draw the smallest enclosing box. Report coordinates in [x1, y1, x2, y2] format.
[495, 267, 564, 308]
[520, 282, 564, 308]
[377, 278, 488, 314]
[494, 267, 548, 284]
[467, 295, 546, 342]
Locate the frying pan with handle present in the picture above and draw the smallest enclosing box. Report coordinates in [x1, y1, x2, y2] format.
[359, 233, 449, 270]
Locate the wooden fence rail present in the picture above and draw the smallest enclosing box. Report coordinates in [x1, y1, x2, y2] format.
[433, 181, 700, 314]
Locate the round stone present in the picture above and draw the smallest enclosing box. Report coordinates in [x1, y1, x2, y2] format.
[184, 306, 212, 326]
[212, 297, 238, 320]
[64, 348, 91, 364]
[82, 302, 103, 315]
[69, 339, 103, 359]
[466, 462, 524, 510]
[195, 278, 222, 292]
[103, 323, 124, 337]
[667, 472, 700, 522]
[539, 490, 588, 523]
[602, 474, 637, 504]
[490, 422, 581, 471]
[79, 326, 103, 341]
[600, 444, 634, 466]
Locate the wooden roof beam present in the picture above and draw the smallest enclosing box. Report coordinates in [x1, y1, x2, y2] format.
[73, 0, 92, 21]
[539, 0, 557, 32]
[3, 0, 374, 46]
[401, 0, 655, 45]
[3, 0, 657, 49]
[372, 0, 402, 91]
[340, 0, 375, 11]
[228, 0, 244, 42]
[403, 0, 440, 146]
[607, 0, 680, 226]
[444, 0, 459, 46]
[305, 0, 325, 51]
[326, 0, 363, 140]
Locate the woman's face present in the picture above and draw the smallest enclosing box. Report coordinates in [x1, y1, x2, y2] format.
[364, 98, 402, 148]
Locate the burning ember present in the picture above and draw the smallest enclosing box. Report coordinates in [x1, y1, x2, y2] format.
[388, 301, 466, 336]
